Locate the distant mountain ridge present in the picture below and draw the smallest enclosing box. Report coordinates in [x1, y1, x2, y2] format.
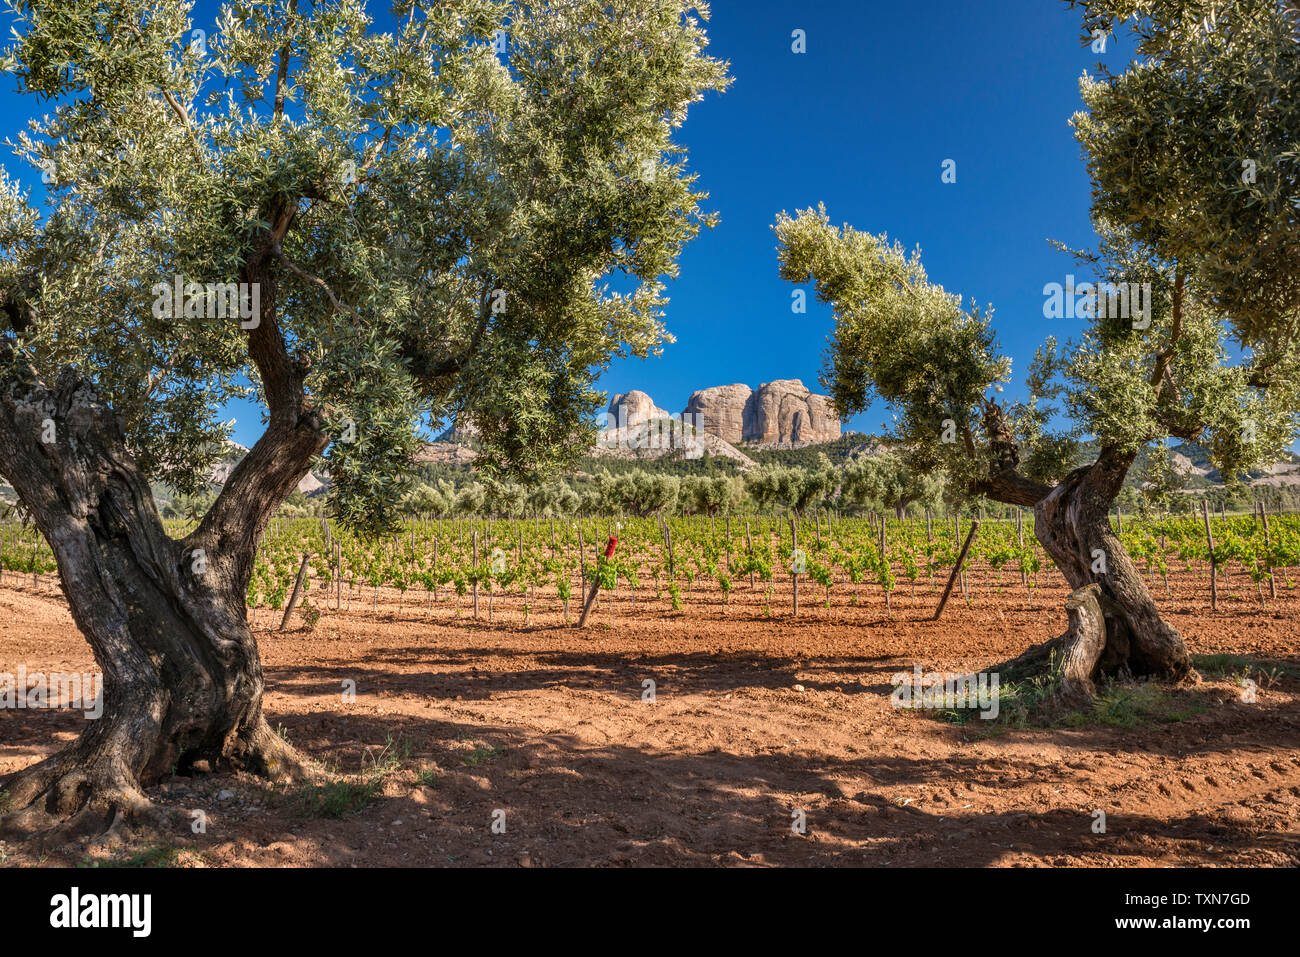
[429, 378, 843, 470]
[15, 424, 1291, 515]
[604, 379, 840, 446]
[440, 378, 843, 449]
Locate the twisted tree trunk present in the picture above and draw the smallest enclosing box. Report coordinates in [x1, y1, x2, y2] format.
[0, 364, 324, 838]
[1030, 451, 1193, 684]
[979, 440, 1195, 698]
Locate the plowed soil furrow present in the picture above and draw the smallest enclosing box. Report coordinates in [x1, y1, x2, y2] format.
[1, 567, 1298, 867]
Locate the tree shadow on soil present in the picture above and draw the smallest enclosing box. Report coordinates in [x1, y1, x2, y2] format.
[11, 703, 1289, 868]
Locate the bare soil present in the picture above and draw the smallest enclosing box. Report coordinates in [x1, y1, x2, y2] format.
[2, 564, 1299, 867]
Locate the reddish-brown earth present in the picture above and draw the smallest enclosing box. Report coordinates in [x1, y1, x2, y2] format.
[1, 564, 1298, 867]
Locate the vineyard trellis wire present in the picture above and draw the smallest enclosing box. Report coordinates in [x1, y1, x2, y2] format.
[7, 507, 1293, 625]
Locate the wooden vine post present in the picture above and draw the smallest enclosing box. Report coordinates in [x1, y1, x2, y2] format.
[472, 529, 480, 619]
[1260, 499, 1276, 600]
[934, 520, 979, 621]
[791, 516, 799, 617]
[879, 514, 889, 614]
[578, 535, 619, 628]
[955, 512, 966, 598]
[1201, 499, 1217, 611]
[664, 521, 676, 578]
[279, 553, 311, 631]
[745, 520, 755, 590]
[1017, 509, 1028, 589]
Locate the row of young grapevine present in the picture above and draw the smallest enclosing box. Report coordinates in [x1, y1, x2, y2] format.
[226, 508, 1300, 624]
[3, 509, 1296, 621]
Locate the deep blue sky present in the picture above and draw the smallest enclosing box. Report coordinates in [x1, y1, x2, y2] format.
[0, 0, 1130, 447]
[605, 0, 1121, 436]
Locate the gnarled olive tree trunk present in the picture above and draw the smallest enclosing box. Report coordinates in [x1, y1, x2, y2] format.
[973, 392, 1196, 700]
[994, 447, 1195, 701]
[0, 363, 325, 838]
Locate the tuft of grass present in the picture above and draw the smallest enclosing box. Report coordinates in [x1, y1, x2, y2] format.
[289, 734, 415, 820]
[1192, 653, 1300, 686]
[921, 654, 1210, 732]
[923, 654, 1066, 730]
[291, 776, 386, 819]
[951, 670, 1063, 729]
[1059, 682, 1209, 728]
[461, 743, 504, 767]
[414, 768, 439, 788]
[361, 735, 414, 776]
[82, 844, 183, 869]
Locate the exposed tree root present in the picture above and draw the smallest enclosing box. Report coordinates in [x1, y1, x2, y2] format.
[0, 718, 323, 844]
[225, 718, 325, 784]
[998, 583, 1200, 706]
[0, 757, 161, 843]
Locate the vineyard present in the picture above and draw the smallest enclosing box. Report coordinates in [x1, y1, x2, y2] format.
[212, 508, 1300, 623]
[5, 0, 1300, 891]
[4, 504, 1299, 869]
[8, 509, 1295, 627]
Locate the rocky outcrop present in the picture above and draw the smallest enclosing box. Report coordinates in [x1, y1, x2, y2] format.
[605, 390, 671, 429]
[589, 423, 757, 468]
[803, 392, 840, 442]
[434, 420, 478, 443]
[683, 383, 751, 444]
[681, 379, 840, 445]
[599, 389, 753, 466]
[415, 442, 480, 467]
[438, 381, 839, 452]
[1250, 462, 1300, 488]
[744, 379, 840, 444]
[1170, 452, 1211, 478]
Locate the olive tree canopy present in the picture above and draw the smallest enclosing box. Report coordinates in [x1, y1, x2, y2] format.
[0, 0, 727, 837]
[1071, 0, 1300, 348]
[771, 0, 1300, 699]
[0, 0, 728, 533]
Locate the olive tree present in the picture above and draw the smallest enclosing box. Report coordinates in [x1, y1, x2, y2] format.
[1133, 441, 1190, 515]
[0, 0, 726, 835]
[769, 1, 1300, 702]
[401, 482, 450, 515]
[597, 468, 680, 516]
[1071, 0, 1300, 348]
[524, 480, 580, 517]
[681, 473, 743, 517]
[774, 203, 1298, 699]
[482, 477, 526, 516]
[454, 481, 489, 516]
[745, 458, 836, 516]
[839, 450, 945, 519]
